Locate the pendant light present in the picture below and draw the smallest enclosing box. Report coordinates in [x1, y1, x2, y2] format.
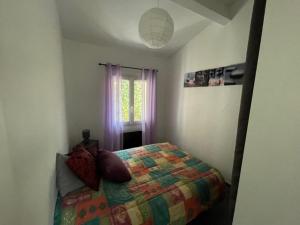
[139, 0, 174, 49]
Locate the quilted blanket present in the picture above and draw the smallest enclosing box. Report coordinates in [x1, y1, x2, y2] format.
[54, 143, 225, 225]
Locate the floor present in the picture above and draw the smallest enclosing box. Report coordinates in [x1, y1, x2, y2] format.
[188, 185, 231, 225]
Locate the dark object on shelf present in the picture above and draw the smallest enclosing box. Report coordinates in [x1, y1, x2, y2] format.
[79, 129, 99, 156]
[82, 129, 90, 145]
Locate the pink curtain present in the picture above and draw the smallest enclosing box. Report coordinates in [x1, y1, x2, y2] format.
[141, 69, 157, 145]
[103, 64, 123, 151]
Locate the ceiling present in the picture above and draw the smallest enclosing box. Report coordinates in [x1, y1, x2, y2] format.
[57, 0, 243, 56]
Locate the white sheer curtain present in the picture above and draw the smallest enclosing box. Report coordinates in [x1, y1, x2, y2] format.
[141, 69, 157, 145]
[103, 64, 123, 151]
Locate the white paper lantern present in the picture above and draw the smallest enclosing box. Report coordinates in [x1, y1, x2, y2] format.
[139, 7, 174, 49]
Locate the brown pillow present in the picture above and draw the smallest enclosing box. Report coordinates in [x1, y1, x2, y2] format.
[66, 147, 100, 191]
[96, 150, 131, 182]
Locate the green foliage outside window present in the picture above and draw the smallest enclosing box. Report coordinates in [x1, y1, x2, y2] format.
[134, 80, 142, 121]
[121, 80, 129, 122]
[120, 79, 143, 123]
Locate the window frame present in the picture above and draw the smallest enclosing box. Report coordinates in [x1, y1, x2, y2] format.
[121, 74, 142, 130]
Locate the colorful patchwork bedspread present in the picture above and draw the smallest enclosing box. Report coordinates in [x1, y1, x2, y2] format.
[54, 143, 225, 225]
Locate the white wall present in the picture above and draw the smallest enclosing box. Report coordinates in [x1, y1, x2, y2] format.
[233, 1, 300, 224]
[0, 102, 17, 225]
[62, 39, 169, 147]
[0, 0, 68, 224]
[165, 0, 253, 182]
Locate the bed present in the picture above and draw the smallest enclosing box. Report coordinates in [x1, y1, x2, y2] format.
[54, 143, 225, 225]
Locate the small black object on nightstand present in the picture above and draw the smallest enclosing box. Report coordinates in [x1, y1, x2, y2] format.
[82, 129, 90, 145]
[81, 129, 99, 151]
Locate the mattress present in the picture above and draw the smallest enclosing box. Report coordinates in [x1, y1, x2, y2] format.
[54, 143, 225, 225]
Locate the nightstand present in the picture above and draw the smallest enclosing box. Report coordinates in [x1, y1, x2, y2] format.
[70, 140, 100, 156]
[80, 139, 99, 152]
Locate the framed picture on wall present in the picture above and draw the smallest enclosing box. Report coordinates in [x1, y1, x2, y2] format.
[184, 63, 245, 88]
[184, 72, 196, 87]
[195, 70, 209, 86]
[223, 63, 245, 85]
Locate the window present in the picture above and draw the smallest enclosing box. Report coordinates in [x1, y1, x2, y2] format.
[134, 80, 142, 121]
[121, 79, 130, 122]
[121, 77, 143, 124]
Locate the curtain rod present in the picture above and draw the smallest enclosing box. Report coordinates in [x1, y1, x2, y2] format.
[98, 63, 158, 72]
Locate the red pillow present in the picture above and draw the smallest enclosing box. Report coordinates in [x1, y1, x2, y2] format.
[71, 144, 98, 158]
[66, 147, 100, 191]
[96, 150, 131, 182]
[86, 145, 99, 158]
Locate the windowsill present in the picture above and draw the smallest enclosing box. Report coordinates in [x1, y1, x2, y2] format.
[123, 123, 142, 133]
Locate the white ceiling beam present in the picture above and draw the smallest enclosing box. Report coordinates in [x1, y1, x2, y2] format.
[170, 0, 231, 25]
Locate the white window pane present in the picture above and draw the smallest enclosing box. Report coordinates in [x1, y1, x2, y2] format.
[134, 80, 143, 122]
[121, 79, 130, 122]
